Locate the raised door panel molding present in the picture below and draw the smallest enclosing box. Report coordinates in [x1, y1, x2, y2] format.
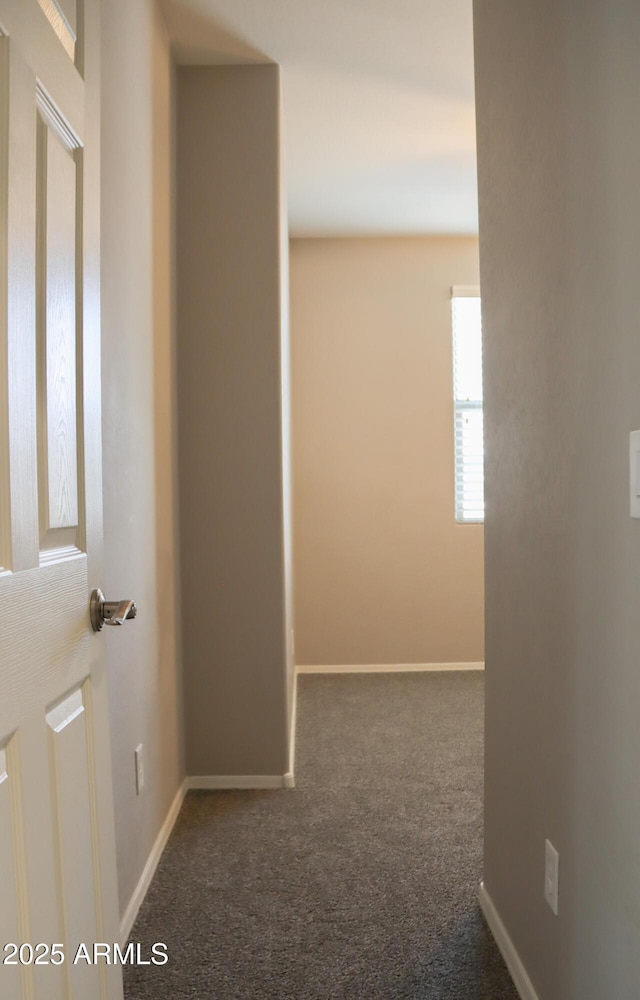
[36, 0, 77, 62]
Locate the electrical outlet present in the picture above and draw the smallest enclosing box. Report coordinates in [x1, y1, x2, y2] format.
[544, 839, 559, 915]
[135, 744, 144, 795]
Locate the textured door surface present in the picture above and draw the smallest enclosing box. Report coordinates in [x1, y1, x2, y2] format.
[0, 1, 123, 997]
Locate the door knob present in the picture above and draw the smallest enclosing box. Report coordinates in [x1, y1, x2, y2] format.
[90, 588, 138, 632]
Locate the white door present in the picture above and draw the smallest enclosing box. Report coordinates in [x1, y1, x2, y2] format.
[0, 1, 123, 998]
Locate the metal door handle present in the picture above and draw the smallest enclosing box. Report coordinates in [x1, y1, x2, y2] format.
[90, 588, 138, 632]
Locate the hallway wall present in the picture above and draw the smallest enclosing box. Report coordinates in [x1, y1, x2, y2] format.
[177, 66, 292, 778]
[290, 236, 483, 666]
[101, 0, 184, 920]
[475, 1, 640, 997]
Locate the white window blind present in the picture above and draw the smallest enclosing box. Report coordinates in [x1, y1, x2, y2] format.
[451, 288, 484, 523]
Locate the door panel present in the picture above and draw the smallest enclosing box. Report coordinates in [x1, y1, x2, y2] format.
[36, 1, 77, 63]
[47, 685, 102, 998]
[0, 744, 22, 1000]
[38, 110, 80, 536]
[0, 2, 123, 998]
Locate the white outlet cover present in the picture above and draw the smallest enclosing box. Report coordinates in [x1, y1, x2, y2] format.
[630, 431, 640, 518]
[544, 839, 559, 916]
[135, 744, 144, 795]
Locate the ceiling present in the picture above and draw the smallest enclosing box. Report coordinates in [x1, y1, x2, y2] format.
[160, 0, 478, 237]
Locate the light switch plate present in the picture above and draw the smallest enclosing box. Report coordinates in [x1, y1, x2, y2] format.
[631, 431, 640, 518]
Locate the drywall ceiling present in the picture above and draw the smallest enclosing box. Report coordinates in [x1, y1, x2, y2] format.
[161, 0, 478, 236]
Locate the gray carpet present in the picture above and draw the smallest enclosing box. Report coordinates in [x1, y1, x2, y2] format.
[124, 672, 519, 999]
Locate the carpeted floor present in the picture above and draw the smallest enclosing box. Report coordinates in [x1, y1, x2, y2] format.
[124, 672, 519, 999]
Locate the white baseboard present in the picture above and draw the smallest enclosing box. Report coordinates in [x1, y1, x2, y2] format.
[187, 774, 293, 790]
[120, 767, 295, 943]
[288, 668, 298, 783]
[479, 882, 540, 1000]
[296, 662, 484, 674]
[120, 778, 188, 945]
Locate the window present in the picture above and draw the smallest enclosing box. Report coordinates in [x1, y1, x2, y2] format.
[451, 287, 484, 523]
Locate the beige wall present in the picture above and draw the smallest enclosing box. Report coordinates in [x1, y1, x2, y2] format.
[475, 1, 640, 997]
[279, 88, 295, 740]
[101, 0, 184, 919]
[177, 66, 292, 777]
[291, 237, 484, 666]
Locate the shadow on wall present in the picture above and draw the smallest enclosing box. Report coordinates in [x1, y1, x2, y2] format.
[160, 0, 272, 65]
[151, 12, 185, 791]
